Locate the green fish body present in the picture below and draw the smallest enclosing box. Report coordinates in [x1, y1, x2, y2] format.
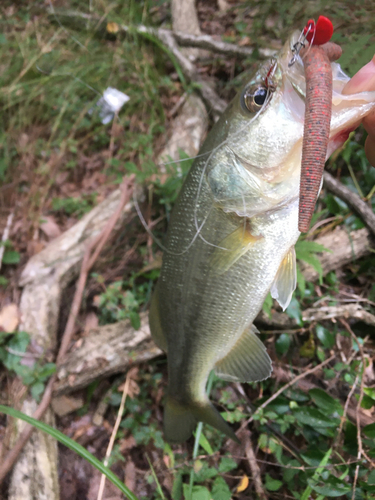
[150, 33, 375, 443]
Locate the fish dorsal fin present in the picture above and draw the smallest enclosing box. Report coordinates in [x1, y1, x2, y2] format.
[149, 284, 168, 352]
[211, 225, 263, 274]
[270, 246, 297, 311]
[214, 325, 272, 383]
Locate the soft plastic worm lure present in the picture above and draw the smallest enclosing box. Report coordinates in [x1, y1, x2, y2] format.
[294, 16, 342, 232]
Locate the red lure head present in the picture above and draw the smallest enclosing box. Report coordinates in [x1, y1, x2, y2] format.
[303, 16, 333, 46]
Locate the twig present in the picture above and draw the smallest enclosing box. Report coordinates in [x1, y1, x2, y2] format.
[336, 372, 360, 447]
[0, 176, 135, 485]
[245, 434, 268, 500]
[323, 172, 375, 236]
[239, 354, 336, 432]
[0, 211, 14, 271]
[97, 369, 132, 500]
[302, 304, 375, 327]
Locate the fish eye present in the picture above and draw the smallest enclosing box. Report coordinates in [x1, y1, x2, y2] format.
[242, 85, 269, 113]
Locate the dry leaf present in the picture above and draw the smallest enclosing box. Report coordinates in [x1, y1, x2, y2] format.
[0, 304, 19, 333]
[84, 312, 99, 334]
[52, 395, 84, 417]
[124, 460, 136, 492]
[238, 36, 251, 46]
[118, 367, 140, 398]
[39, 215, 61, 240]
[236, 475, 249, 493]
[107, 22, 119, 34]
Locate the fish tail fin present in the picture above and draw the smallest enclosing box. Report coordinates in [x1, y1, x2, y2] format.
[164, 396, 240, 444]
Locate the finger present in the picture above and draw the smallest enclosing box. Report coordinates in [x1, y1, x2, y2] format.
[342, 55, 375, 95]
[342, 55, 375, 167]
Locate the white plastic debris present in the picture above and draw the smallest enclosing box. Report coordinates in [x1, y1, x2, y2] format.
[92, 87, 130, 124]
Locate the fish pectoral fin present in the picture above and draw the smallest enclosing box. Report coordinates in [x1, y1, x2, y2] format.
[164, 396, 239, 444]
[149, 283, 168, 353]
[211, 225, 263, 274]
[214, 325, 272, 383]
[270, 246, 297, 311]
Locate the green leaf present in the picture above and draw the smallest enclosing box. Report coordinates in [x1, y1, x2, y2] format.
[2, 250, 21, 265]
[182, 485, 211, 500]
[262, 292, 272, 318]
[211, 477, 231, 500]
[308, 475, 351, 497]
[31, 381, 45, 401]
[301, 447, 333, 500]
[199, 431, 214, 455]
[363, 423, 375, 439]
[364, 387, 375, 400]
[293, 408, 338, 428]
[0, 405, 139, 500]
[0, 276, 8, 286]
[265, 474, 283, 492]
[286, 297, 302, 325]
[316, 325, 335, 349]
[36, 363, 56, 381]
[360, 394, 375, 409]
[368, 470, 375, 486]
[276, 333, 291, 356]
[296, 265, 306, 294]
[218, 456, 237, 473]
[129, 311, 141, 330]
[296, 250, 323, 280]
[309, 388, 343, 415]
[171, 471, 183, 500]
[295, 240, 331, 254]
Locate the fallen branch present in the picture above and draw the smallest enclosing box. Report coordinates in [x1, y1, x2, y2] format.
[125, 25, 276, 59]
[299, 226, 373, 282]
[54, 313, 162, 395]
[302, 303, 375, 326]
[0, 176, 135, 485]
[324, 172, 375, 236]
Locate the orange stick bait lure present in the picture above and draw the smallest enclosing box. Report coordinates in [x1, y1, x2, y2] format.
[297, 17, 342, 232]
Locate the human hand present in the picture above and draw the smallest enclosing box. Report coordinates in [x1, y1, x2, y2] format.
[342, 55, 375, 167]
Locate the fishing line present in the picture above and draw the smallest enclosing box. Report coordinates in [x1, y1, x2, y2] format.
[36, 65, 103, 97]
[47, 0, 90, 52]
[133, 190, 213, 255]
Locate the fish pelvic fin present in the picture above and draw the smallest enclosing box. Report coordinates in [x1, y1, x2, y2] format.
[210, 224, 263, 275]
[270, 246, 297, 311]
[164, 396, 240, 444]
[215, 325, 272, 383]
[149, 282, 168, 352]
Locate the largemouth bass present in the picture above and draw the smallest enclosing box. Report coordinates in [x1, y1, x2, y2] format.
[149, 31, 375, 443]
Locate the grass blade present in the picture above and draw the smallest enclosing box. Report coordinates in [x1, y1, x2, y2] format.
[0, 404, 139, 500]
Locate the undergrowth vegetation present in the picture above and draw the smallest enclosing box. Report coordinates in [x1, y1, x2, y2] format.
[1, 1, 375, 500]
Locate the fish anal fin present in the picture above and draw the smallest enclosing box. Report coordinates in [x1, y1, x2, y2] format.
[214, 325, 272, 383]
[270, 246, 297, 311]
[211, 225, 263, 274]
[149, 283, 168, 352]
